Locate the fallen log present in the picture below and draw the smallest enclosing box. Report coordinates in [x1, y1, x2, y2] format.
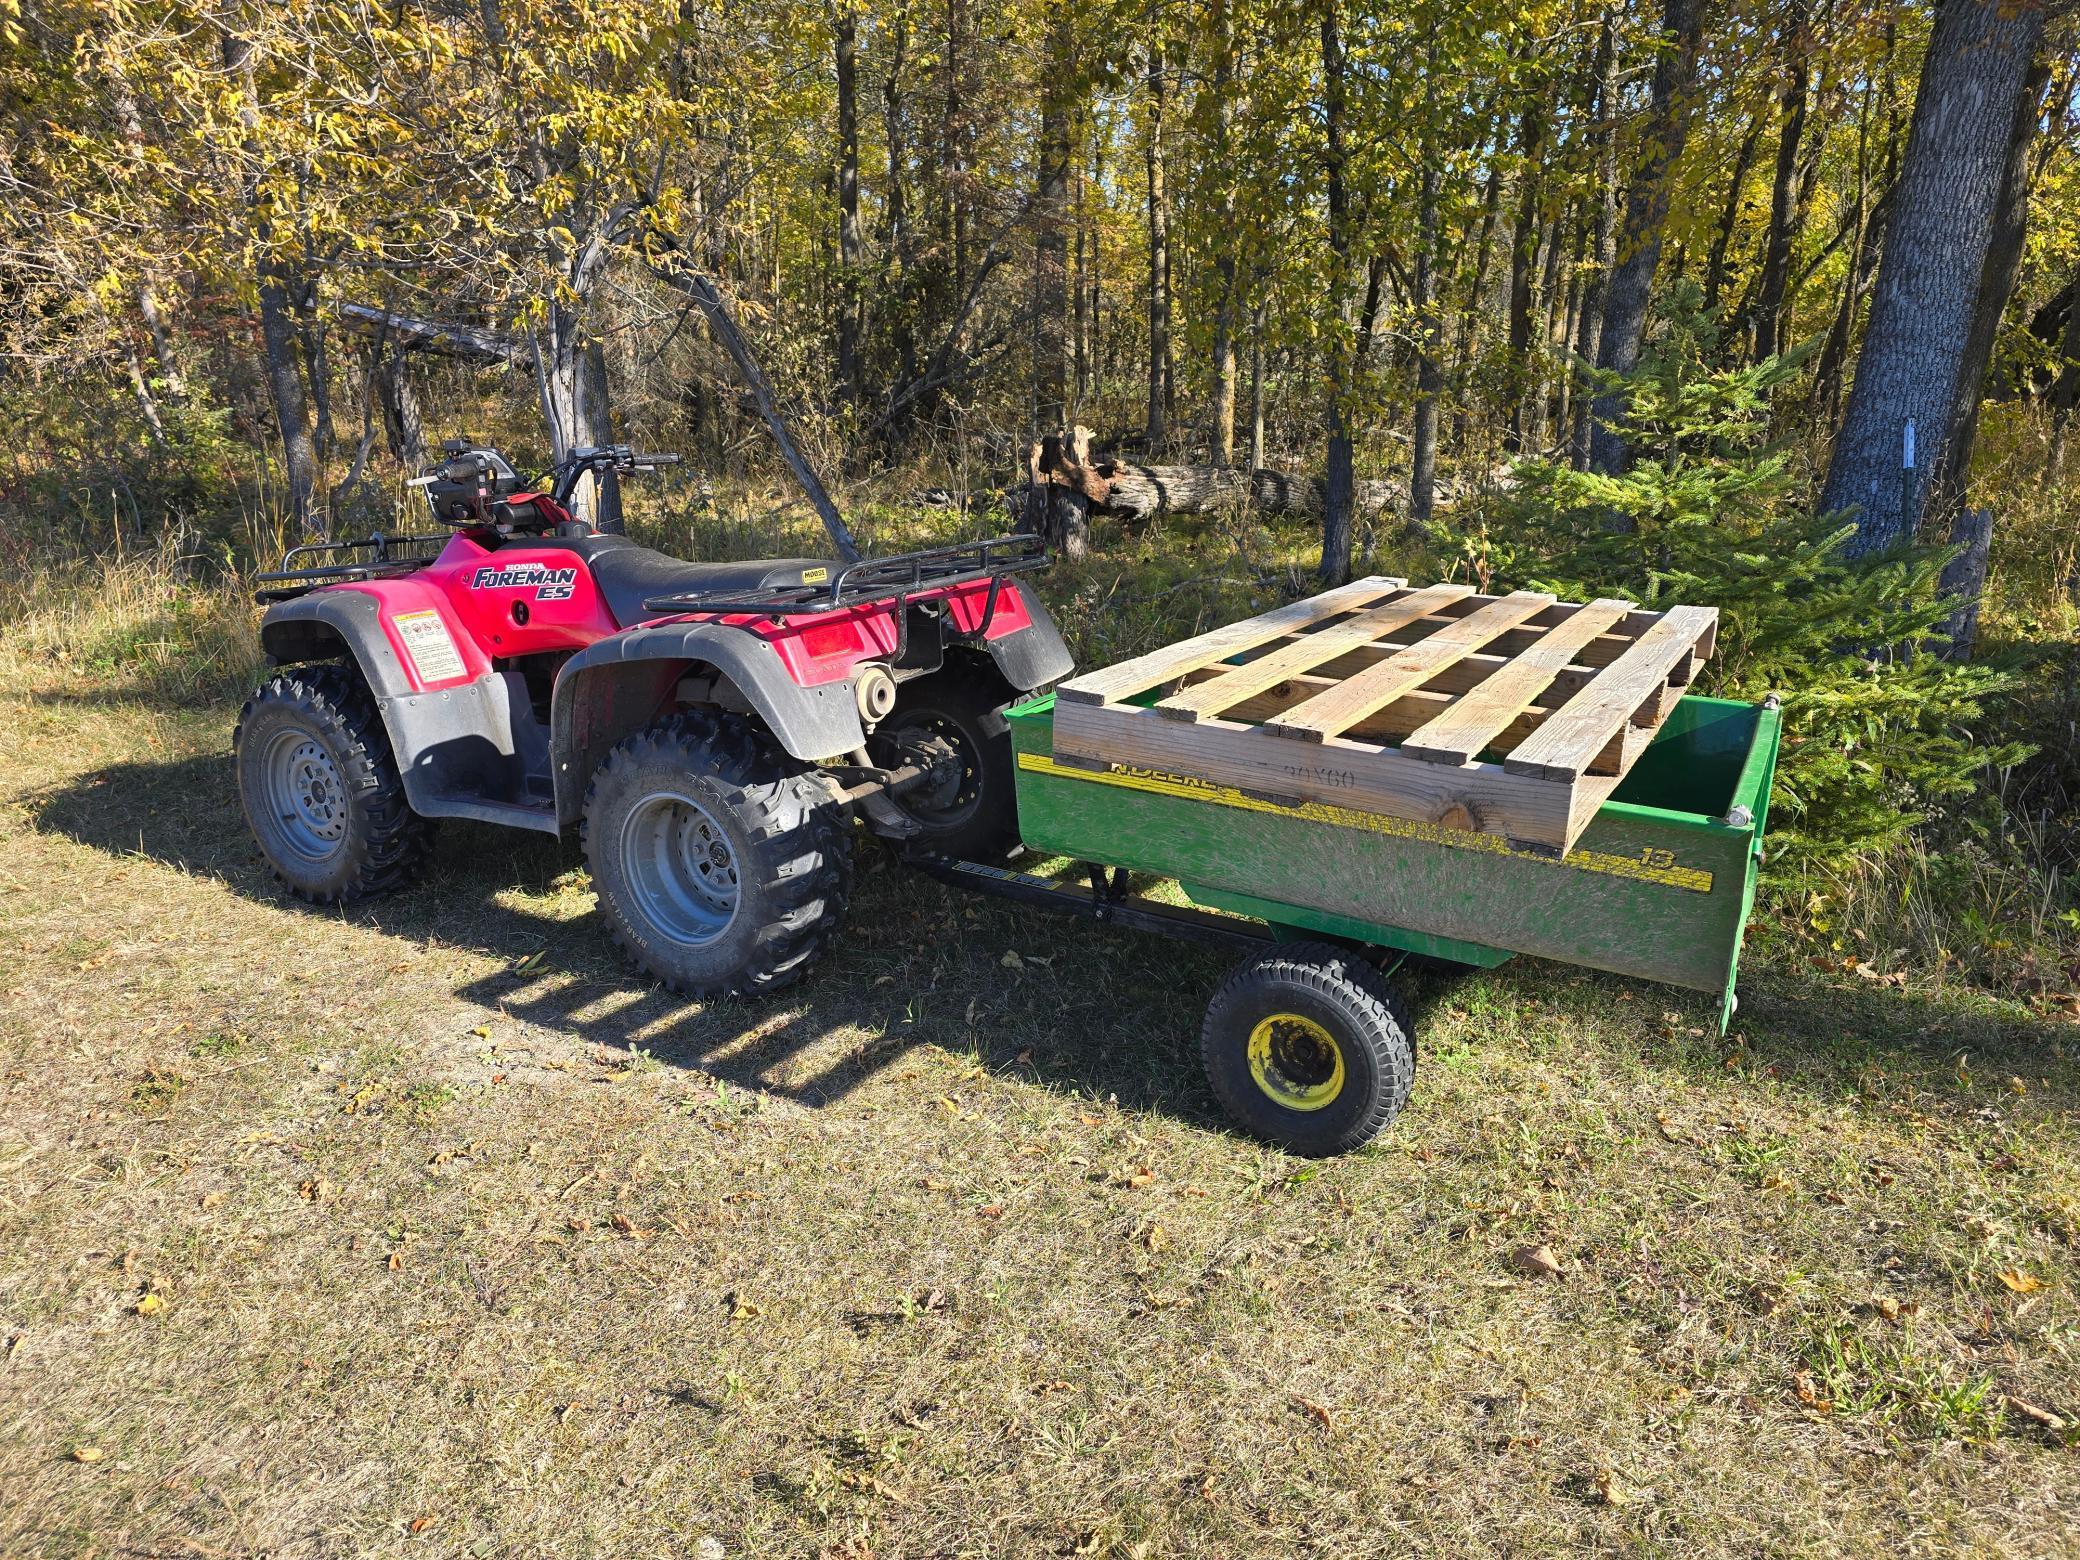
[1019, 426, 1402, 559]
[334, 302, 526, 364]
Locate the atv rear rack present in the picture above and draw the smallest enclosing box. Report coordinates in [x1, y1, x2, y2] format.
[255, 532, 450, 603]
[642, 532, 1049, 619]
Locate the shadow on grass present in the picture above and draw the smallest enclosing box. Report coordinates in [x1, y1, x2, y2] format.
[33, 750, 2077, 1140]
[27, 750, 1234, 1130]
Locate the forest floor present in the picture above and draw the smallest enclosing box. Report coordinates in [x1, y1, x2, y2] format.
[2, 509, 2077, 1557]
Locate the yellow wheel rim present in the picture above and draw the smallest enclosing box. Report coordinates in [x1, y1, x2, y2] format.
[1246, 1012, 1345, 1111]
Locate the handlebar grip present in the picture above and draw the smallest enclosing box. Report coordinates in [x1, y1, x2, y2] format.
[632, 453, 682, 466]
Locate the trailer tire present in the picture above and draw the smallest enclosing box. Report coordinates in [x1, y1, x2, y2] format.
[583, 710, 852, 998]
[1200, 943, 1414, 1156]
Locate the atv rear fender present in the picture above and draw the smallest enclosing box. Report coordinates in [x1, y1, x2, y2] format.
[549, 623, 867, 827]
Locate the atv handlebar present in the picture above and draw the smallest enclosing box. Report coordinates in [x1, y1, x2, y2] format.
[550, 445, 681, 504]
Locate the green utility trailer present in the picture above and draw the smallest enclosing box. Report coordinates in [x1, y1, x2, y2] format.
[939, 689, 1780, 1156]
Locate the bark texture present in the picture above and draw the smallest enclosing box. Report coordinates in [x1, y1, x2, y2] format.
[1586, 0, 1705, 479]
[1820, 0, 2046, 555]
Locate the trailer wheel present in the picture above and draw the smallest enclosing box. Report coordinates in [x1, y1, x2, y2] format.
[1200, 942, 1414, 1156]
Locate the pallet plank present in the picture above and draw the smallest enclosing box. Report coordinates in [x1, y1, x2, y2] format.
[1056, 575, 1406, 707]
[1398, 598, 1635, 765]
[1262, 591, 1557, 744]
[1051, 697, 1616, 854]
[1153, 582, 1473, 722]
[1503, 605, 1719, 781]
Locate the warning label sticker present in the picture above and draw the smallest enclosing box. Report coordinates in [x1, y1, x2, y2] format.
[391, 610, 467, 686]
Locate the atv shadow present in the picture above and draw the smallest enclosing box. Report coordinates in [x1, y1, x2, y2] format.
[29, 751, 2080, 1137]
[27, 750, 1233, 1128]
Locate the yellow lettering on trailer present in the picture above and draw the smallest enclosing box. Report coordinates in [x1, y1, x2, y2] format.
[1016, 751, 1714, 894]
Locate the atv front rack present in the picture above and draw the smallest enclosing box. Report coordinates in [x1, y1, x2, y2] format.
[255, 532, 449, 603]
[642, 532, 1049, 619]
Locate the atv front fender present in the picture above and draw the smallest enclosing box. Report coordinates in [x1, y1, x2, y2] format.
[549, 624, 867, 828]
[260, 588, 560, 834]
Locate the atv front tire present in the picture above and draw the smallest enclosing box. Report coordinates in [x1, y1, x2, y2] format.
[583, 712, 852, 997]
[234, 662, 433, 903]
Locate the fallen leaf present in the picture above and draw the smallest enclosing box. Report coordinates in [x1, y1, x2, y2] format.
[70, 1446, 105, 1464]
[133, 1292, 165, 1317]
[1792, 1370, 1833, 1413]
[1291, 1395, 1333, 1431]
[977, 1203, 1003, 1220]
[387, 1250, 404, 1272]
[729, 1296, 762, 1321]
[1874, 1295, 1901, 1322]
[409, 1513, 436, 1533]
[1512, 1244, 1566, 1281]
[1125, 1165, 1157, 1189]
[1592, 1467, 1639, 1507]
[470, 1025, 491, 1039]
[1015, 1047, 1034, 1065]
[1997, 1269, 2046, 1295]
[999, 950, 1024, 971]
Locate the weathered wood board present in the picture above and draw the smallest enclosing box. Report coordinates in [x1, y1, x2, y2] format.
[1053, 577, 1718, 857]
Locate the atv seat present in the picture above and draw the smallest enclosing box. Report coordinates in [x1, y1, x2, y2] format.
[562, 535, 836, 627]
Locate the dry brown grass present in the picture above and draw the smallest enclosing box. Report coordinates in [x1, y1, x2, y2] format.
[2, 540, 2077, 1558]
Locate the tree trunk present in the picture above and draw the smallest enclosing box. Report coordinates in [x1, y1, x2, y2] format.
[1034, 2, 1074, 430]
[1144, 18, 1172, 446]
[1586, 0, 1706, 481]
[1703, 104, 1767, 316]
[2047, 266, 2080, 482]
[1505, 97, 1548, 455]
[222, 19, 320, 535]
[1452, 155, 1505, 450]
[940, 0, 969, 301]
[834, 6, 864, 404]
[1820, 0, 2046, 555]
[1248, 293, 1267, 473]
[1938, 506, 1993, 660]
[1569, 6, 1621, 467]
[1411, 101, 1444, 522]
[1751, 4, 1812, 364]
[1812, 74, 1901, 426]
[1927, 54, 2049, 528]
[1318, 0, 1354, 585]
[376, 347, 425, 469]
[882, 13, 918, 393]
[1207, 11, 1240, 465]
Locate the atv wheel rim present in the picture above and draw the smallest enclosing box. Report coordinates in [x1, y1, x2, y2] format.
[621, 791, 741, 948]
[260, 729, 350, 864]
[1246, 1012, 1345, 1112]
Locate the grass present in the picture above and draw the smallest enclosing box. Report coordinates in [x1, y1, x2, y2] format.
[2, 507, 2078, 1556]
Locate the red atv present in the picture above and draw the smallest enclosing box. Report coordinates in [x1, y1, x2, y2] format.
[238, 441, 1070, 995]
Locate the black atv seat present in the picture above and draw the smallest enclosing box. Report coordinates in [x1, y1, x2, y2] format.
[560, 535, 836, 627]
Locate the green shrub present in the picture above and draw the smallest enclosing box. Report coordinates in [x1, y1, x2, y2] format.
[1464, 332, 2027, 865]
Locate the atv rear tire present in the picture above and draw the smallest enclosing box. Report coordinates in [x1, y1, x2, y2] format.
[583, 712, 852, 998]
[235, 662, 433, 903]
[868, 662, 1020, 861]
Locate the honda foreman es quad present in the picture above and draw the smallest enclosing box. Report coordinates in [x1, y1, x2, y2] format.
[237, 441, 1070, 995]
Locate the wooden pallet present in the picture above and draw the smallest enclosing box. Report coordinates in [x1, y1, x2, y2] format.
[1051, 576, 1718, 857]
